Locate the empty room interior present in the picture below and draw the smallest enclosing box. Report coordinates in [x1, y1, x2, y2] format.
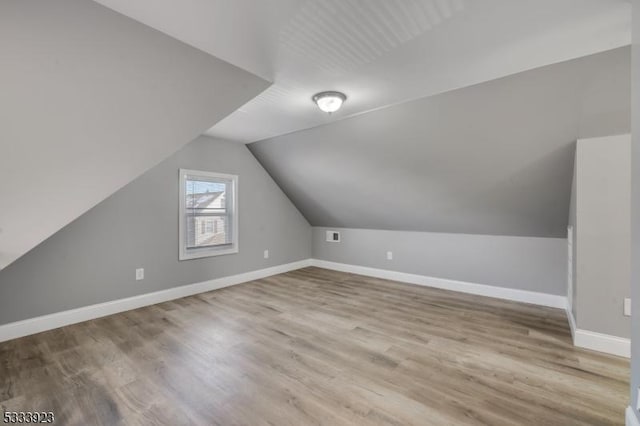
[1, 1, 640, 425]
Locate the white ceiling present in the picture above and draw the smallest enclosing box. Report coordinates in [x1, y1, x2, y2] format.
[95, 0, 631, 143]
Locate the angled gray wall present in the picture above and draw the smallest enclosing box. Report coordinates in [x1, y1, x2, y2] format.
[0, 0, 269, 271]
[0, 136, 311, 325]
[250, 47, 630, 238]
[312, 227, 566, 295]
[630, 0, 640, 421]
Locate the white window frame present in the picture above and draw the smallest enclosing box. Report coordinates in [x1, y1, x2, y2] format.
[179, 169, 239, 260]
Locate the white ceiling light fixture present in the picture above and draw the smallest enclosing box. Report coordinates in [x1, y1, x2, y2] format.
[312, 91, 347, 113]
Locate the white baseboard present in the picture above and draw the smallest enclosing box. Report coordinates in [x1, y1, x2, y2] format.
[573, 328, 631, 358]
[0, 259, 312, 343]
[565, 306, 630, 358]
[566, 307, 577, 341]
[628, 406, 640, 426]
[310, 259, 567, 309]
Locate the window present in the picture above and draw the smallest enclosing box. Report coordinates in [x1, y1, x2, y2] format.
[179, 169, 238, 260]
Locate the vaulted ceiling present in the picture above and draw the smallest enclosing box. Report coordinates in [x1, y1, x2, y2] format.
[0, 1, 632, 270]
[95, 0, 631, 142]
[249, 47, 631, 237]
[0, 0, 268, 270]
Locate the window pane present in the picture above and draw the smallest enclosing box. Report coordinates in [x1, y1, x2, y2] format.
[184, 176, 232, 249]
[186, 179, 228, 213]
[186, 215, 230, 248]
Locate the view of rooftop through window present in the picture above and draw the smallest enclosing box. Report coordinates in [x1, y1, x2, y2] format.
[185, 178, 230, 249]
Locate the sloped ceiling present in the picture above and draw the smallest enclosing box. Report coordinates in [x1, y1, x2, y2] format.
[249, 47, 631, 238]
[93, 0, 631, 143]
[0, 0, 269, 270]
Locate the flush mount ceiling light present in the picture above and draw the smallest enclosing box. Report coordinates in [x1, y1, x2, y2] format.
[312, 91, 347, 113]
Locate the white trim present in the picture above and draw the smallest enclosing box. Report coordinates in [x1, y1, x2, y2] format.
[566, 306, 630, 358]
[566, 307, 577, 341]
[310, 259, 567, 309]
[627, 406, 640, 426]
[573, 328, 630, 358]
[0, 259, 311, 343]
[567, 225, 573, 311]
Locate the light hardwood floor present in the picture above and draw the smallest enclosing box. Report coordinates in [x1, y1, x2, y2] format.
[0, 267, 630, 425]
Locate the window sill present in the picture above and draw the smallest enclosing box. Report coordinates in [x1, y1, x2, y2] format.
[179, 246, 239, 261]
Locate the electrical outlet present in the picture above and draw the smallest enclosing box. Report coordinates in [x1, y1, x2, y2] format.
[624, 298, 632, 317]
[135, 268, 144, 281]
[386, 251, 393, 260]
[264, 249, 269, 259]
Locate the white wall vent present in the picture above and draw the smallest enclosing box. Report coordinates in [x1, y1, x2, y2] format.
[326, 230, 341, 242]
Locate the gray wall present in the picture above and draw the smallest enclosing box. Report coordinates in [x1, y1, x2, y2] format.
[312, 227, 566, 295]
[574, 135, 631, 339]
[0, 136, 311, 325]
[568, 153, 578, 320]
[630, 0, 640, 420]
[250, 47, 630, 239]
[0, 0, 269, 271]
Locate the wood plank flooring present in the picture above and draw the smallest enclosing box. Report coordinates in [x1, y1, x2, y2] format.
[0, 267, 630, 425]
